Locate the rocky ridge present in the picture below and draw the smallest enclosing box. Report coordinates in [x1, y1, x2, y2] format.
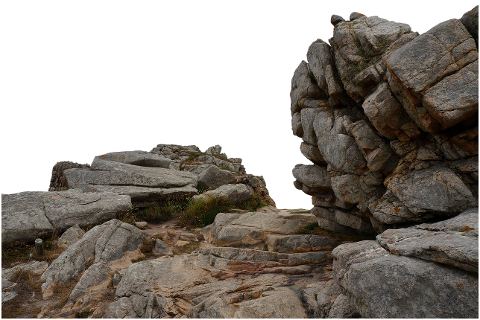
[1, 6, 478, 319]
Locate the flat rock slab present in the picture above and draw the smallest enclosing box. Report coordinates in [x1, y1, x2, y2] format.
[332, 240, 478, 318]
[2, 190, 132, 245]
[377, 207, 478, 272]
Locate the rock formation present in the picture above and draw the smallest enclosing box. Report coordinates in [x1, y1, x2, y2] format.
[290, 6, 478, 318]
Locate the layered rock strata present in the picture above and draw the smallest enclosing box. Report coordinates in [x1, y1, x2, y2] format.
[290, 8, 478, 235]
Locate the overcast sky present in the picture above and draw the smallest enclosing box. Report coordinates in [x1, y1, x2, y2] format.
[1, 1, 477, 209]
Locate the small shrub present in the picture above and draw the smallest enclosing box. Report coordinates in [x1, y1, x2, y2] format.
[75, 308, 94, 318]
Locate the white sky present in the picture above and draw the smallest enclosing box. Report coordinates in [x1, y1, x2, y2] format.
[1, 1, 477, 209]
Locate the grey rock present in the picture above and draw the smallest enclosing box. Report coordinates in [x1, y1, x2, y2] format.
[205, 145, 222, 155]
[291, 112, 303, 137]
[362, 82, 421, 141]
[385, 19, 477, 133]
[461, 6, 478, 46]
[193, 183, 253, 204]
[423, 60, 478, 129]
[66, 158, 197, 189]
[197, 165, 236, 190]
[290, 61, 324, 115]
[179, 233, 199, 242]
[332, 240, 478, 318]
[265, 234, 340, 253]
[56, 224, 85, 249]
[307, 39, 344, 101]
[301, 107, 323, 145]
[313, 109, 367, 174]
[328, 294, 360, 318]
[312, 206, 375, 234]
[41, 219, 143, 298]
[69, 262, 110, 301]
[153, 239, 173, 256]
[331, 15, 345, 26]
[377, 208, 478, 272]
[94, 151, 172, 168]
[292, 164, 331, 190]
[134, 221, 148, 229]
[2, 190, 132, 245]
[300, 141, 326, 165]
[349, 12, 364, 21]
[387, 165, 475, 215]
[330, 15, 411, 100]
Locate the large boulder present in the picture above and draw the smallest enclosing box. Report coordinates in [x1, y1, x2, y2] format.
[41, 219, 144, 299]
[332, 239, 477, 318]
[193, 183, 253, 205]
[94, 151, 172, 168]
[2, 190, 132, 245]
[196, 165, 236, 190]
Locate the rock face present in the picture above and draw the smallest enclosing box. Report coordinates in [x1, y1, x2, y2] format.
[290, 7, 478, 318]
[2, 190, 132, 245]
[332, 208, 478, 318]
[104, 246, 334, 318]
[290, 8, 478, 236]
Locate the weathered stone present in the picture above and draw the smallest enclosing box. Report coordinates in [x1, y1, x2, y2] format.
[328, 294, 360, 318]
[301, 107, 322, 145]
[292, 164, 331, 190]
[49, 161, 90, 191]
[461, 6, 478, 46]
[313, 110, 367, 174]
[423, 60, 478, 129]
[2, 190, 132, 245]
[265, 234, 340, 253]
[300, 141, 326, 165]
[312, 206, 375, 234]
[349, 12, 364, 21]
[94, 151, 172, 168]
[291, 112, 303, 137]
[307, 39, 344, 101]
[153, 239, 173, 256]
[56, 224, 85, 249]
[332, 240, 478, 317]
[331, 15, 345, 26]
[330, 15, 411, 100]
[197, 165, 236, 190]
[193, 183, 253, 205]
[387, 165, 476, 215]
[377, 213, 478, 272]
[202, 209, 317, 248]
[134, 221, 148, 229]
[41, 219, 144, 298]
[385, 19, 477, 133]
[179, 233, 199, 242]
[362, 82, 421, 140]
[66, 158, 197, 189]
[290, 61, 325, 115]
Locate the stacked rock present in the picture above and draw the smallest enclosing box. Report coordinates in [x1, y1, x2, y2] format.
[291, 9, 478, 235]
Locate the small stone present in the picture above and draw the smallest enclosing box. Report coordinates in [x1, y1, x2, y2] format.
[350, 12, 365, 21]
[179, 233, 199, 242]
[174, 240, 190, 248]
[134, 221, 148, 229]
[153, 239, 173, 256]
[331, 15, 345, 26]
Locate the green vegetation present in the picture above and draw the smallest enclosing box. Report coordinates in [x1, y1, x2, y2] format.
[75, 309, 94, 318]
[294, 222, 376, 242]
[123, 194, 267, 229]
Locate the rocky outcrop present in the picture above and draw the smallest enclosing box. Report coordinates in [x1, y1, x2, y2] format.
[103, 246, 334, 318]
[201, 206, 327, 250]
[290, 7, 478, 318]
[2, 190, 132, 245]
[49, 161, 91, 191]
[290, 8, 478, 235]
